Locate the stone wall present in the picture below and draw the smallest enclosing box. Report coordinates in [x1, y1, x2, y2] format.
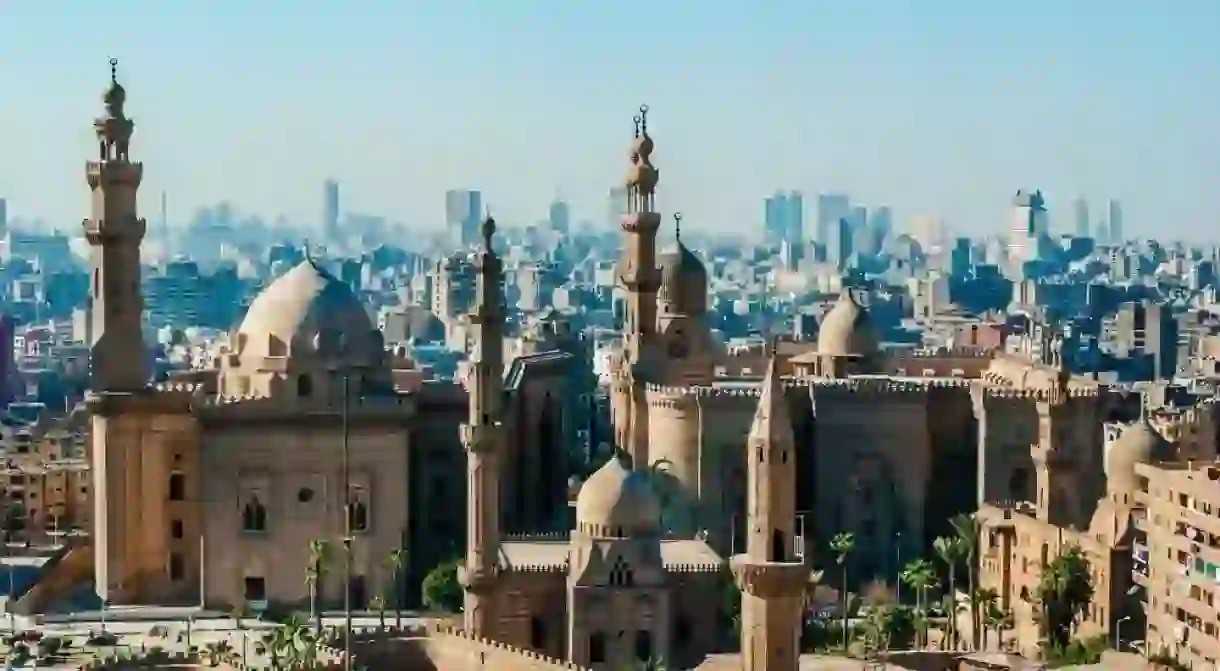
[424, 625, 590, 671]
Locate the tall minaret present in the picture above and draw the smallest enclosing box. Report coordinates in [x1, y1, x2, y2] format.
[619, 104, 662, 364]
[617, 105, 663, 468]
[731, 355, 808, 671]
[460, 214, 505, 638]
[83, 58, 148, 391]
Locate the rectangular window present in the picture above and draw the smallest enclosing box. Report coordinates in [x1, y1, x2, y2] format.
[168, 552, 185, 581]
[244, 577, 266, 602]
[171, 519, 183, 539]
[168, 474, 185, 501]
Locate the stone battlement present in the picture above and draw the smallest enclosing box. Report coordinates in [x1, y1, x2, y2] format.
[667, 561, 725, 573]
[504, 531, 571, 541]
[981, 386, 1100, 401]
[429, 623, 591, 670]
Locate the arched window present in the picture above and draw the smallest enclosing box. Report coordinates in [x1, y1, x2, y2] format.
[348, 498, 369, 533]
[242, 498, 267, 533]
[1009, 467, 1030, 501]
[297, 374, 313, 397]
[589, 633, 606, 663]
[609, 556, 634, 587]
[530, 617, 546, 649]
[634, 630, 653, 662]
[168, 474, 185, 501]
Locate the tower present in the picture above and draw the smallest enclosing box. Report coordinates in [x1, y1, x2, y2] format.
[83, 58, 148, 392]
[731, 356, 807, 671]
[616, 106, 663, 468]
[460, 214, 505, 637]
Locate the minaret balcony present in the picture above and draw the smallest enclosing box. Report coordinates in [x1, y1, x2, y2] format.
[730, 555, 810, 599]
[461, 421, 502, 452]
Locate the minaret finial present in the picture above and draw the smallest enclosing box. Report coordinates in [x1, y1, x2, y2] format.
[109, 58, 119, 84]
[633, 115, 641, 139]
[481, 210, 497, 251]
[639, 104, 649, 134]
[674, 212, 683, 242]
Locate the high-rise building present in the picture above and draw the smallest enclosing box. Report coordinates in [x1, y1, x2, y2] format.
[785, 191, 804, 244]
[0, 197, 7, 236]
[1073, 197, 1090, 237]
[445, 189, 483, 248]
[548, 198, 571, 234]
[816, 193, 850, 245]
[1107, 199, 1124, 243]
[323, 179, 339, 241]
[1008, 190, 1047, 265]
[764, 192, 789, 246]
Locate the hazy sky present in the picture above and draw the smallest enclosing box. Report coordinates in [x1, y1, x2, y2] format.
[3, 1, 1218, 238]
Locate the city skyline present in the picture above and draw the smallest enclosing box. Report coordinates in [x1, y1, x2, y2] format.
[3, 1, 1218, 238]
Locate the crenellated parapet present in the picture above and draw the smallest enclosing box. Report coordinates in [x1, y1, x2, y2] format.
[980, 385, 1100, 402]
[429, 623, 592, 670]
[504, 531, 572, 541]
[196, 392, 415, 425]
[666, 561, 726, 574]
[810, 376, 970, 397]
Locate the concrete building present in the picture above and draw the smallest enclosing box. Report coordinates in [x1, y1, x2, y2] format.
[1134, 458, 1220, 669]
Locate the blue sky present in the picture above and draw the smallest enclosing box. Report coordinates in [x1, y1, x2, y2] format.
[2, 1, 1218, 238]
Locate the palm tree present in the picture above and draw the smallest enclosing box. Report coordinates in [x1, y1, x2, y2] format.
[933, 535, 967, 650]
[306, 538, 331, 636]
[386, 547, 408, 630]
[976, 587, 999, 650]
[900, 558, 938, 647]
[949, 513, 981, 650]
[261, 614, 318, 670]
[829, 532, 856, 652]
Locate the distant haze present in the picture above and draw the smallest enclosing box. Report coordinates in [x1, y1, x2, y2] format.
[3, 0, 1218, 238]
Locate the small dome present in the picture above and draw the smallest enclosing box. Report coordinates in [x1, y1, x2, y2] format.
[575, 453, 659, 537]
[659, 242, 708, 315]
[235, 259, 384, 367]
[1106, 418, 1173, 493]
[817, 289, 878, 357]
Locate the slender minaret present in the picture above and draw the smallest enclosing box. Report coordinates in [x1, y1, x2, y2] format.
[460, 214, 505, 638]
[617, 105, 662, 468]
[731, 355, 807, 671]
[619, 104, 662, 363]
[82, 58, 148, 391]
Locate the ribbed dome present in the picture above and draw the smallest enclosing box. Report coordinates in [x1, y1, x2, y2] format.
[575, 453, 660, 537]
[658, 242, 708, 315]
[1106, 418, 1173, 494]
[817, 289, 878, 357]
[235, 259, 384, 366]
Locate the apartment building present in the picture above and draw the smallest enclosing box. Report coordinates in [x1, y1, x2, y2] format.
[1134, 459, 1220, 669]
[0, 415, 90, 543]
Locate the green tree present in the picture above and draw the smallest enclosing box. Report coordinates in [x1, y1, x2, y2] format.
[976, 587, 998, 649]
[421, 560, 464, 613]
[949, 513, 981, 650]
[305, 539, 331, 635]
[900, 558, 938, 648]
[386, 547, 408, 629]
[933, 535, 967, 650]
[829, 532, 856, 653]
[1033, 544, 1094, 651]
[258, 614, 320, 670]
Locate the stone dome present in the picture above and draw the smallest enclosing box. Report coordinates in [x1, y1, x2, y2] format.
[575, 453, 660, 537]
[658, 242, 708, 315]
[234, 259, 384, 367]
[817, 289, 878, 357]
[1106, 418, 1173, 494]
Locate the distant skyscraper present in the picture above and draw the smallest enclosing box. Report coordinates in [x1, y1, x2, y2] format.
[445, 189, 483, 248]
[910, 215, 947, 253]
[1107, 199, 1124, 243]
[549, 199, 571, 234]
[816, 193, 850, 245]
[323, 179, 340, 241]
[786, 191, 804, 243]
[1009, 190, 1047, 265]
[606, 187, 629, 228]
[764, 192, 788, 245]
[1073, 197, 1090, 237]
